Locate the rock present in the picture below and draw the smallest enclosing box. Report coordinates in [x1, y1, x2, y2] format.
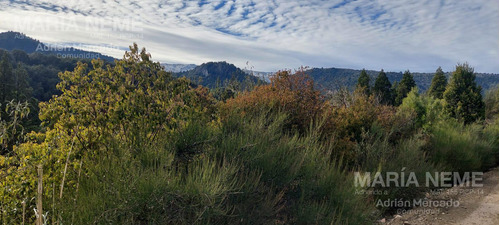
[378, 218, 386, 223]
[394, 215, 402, 218]
[403, 221, 410, 225]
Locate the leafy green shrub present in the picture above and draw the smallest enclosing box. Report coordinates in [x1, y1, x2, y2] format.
[397, 88, 447, 130]
[0, 44, 217, 224]
[0, 100, 31, 154]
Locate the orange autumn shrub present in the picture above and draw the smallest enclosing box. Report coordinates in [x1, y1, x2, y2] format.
[326, 92, 378, 140]
[221, 72, 405, 165]
[323, 89, 400, 164]
[321, 91, 376, 161]
[221, 68, 325, 134]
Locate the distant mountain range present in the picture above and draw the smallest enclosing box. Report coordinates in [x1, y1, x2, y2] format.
[0, 31, 497, 92]
[0, 31, 115, 62]
[168, 65, 498, 93]
[179, 64, 497, 93]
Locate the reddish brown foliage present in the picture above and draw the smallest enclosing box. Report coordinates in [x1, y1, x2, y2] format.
[221, 70, 401, 164]
[322, 90, 400, 163]
[221, 68, 325, 133]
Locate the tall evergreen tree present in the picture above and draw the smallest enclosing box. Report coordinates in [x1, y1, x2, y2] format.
[0, 53, 14, 107]
[13, 63, 31, 102]
[373, 69, 394, 105]
[427, 67, 447, 99]
[395, 70, 416, 105]
[443, 63, 484, 124]
[356, 69, 370, 96]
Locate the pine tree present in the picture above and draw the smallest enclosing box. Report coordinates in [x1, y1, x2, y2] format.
[395, 70, 416, 105]
[356, 69, 370, 96]
[427, 67, 447, 99]
[373, 69, 394, 105]
[443, 63, 484, 124]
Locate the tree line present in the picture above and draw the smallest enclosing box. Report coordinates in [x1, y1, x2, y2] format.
[357, 64, 485, 124]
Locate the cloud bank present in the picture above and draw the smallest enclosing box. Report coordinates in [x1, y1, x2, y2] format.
[0, 0, 498, 73]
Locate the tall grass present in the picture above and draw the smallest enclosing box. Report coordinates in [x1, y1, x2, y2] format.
[426, 119, 498, 173]
[64, 137, 254, 224]
[216, 113, 375, 224]
[58, 113, 375, 224]
[354, 126, 439, 214]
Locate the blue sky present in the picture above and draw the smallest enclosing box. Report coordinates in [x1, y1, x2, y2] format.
[0, 0, 498, 73]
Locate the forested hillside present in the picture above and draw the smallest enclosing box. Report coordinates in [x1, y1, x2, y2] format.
[175, 61, 262, 88]
[0, 44, 498, 224]
[307, 67, 498, 93]
[0, 49, 102, 102]
[1, 31, 497, 96]
[0, 31, 115, 62]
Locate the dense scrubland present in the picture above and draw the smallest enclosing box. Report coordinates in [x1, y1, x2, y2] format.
[0, 44, 498, 224]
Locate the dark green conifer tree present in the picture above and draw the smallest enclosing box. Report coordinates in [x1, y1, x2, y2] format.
[373, 69, 394, 105]
[13, 63, 32, 102]
[356, 68, 370, 96]
[443, 63, 484, 124]
[427, 67, 447, 99]
[0, 53, 14, 106]
[395, 70, 416, 105]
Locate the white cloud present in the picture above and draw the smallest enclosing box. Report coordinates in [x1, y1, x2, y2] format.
[0, 0, 497, 73]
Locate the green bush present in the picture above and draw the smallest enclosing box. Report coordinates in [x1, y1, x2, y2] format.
[355, 129, 439, 214]
[484, 85, 499, 121]
[214, 112, 375, 224]
[426, 119, 498, 173]
[397, 88, 447, 130]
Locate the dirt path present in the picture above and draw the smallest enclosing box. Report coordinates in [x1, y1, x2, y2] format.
[383, 167, 499, 225]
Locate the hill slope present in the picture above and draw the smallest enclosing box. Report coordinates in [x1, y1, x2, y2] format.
[0, 31, 115, 62]
[175, 61, 261, 88]
[1, 31, 496, 92]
